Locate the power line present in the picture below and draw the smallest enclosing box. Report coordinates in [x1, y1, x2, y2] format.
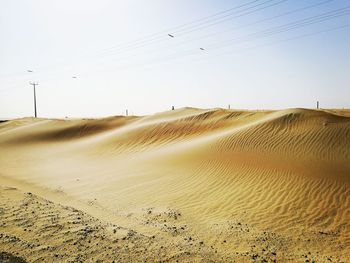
[1, 1, 347, 80]
[99, 0, 266, 52]
[205, 5, 350, 50]
[56, 5, 350, 77]
[0, 0, 288, 79]
[100, 0, 289, 55]
[77, 6, 350, 76]
[74, 21, 350, 79]
[163, 0, 335, 49]
[2, 21, 348, 86]
[74, 0, 336, 65]
[63, 0, 290, 71]
[170, 0, 289, 36]
[97, 0, 336, 65]
[188, 23, 350, 65]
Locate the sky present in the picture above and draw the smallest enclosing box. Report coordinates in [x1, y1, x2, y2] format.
[0, 0, 350, 118]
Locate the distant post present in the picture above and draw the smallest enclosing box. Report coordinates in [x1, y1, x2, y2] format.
[317, 101, 319, 109]
[172, 106, 174, 110]
[126, 109, 128, 116]
[29, 82, 38, 118]
[228, 104, 230, 109]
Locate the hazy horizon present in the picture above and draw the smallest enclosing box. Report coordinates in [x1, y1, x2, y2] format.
[1, 0, 350, 118]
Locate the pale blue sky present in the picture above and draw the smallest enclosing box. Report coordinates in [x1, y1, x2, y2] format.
[1, 0, 350, 118]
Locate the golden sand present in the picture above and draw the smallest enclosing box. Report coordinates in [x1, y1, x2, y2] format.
[0, 108, 349, 262]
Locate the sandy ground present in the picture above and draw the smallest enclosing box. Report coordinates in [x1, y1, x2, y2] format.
[0, 108, 349, 262]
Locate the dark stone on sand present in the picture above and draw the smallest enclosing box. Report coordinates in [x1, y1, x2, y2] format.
[0, 252, 27, 263]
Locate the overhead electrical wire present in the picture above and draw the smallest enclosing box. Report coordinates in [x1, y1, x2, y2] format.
[74, 5, 350, 77]
[205, 5, 350, 50]
[1, 1, 348, 83]
[99, 0, 267, 52]
[162, 0, 335, 49]
[168, 0, 289, 36]
[188, 23, 350, 65]
[96, 0, 336, 65]
[100, 0, 289, 55]
[95, 6, 350, 70]
[76, 22, 350, 79]
[0, 0, 287, 79]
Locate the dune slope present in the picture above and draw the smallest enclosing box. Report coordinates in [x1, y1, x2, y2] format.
[0, 108, 349, 262]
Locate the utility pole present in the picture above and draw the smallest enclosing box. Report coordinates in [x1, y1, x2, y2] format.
[317, 101, 319, 109]
[29, 82, 38, 118]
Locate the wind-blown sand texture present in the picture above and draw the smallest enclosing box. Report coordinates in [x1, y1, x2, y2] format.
[0, 108, 349, 262]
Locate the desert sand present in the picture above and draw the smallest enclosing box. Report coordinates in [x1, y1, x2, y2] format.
[0, 108, 349, 262]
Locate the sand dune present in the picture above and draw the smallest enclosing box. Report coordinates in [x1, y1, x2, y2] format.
[0, 108, 349, 262]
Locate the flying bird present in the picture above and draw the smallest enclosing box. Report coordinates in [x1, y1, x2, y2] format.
[72, 76, 77, 79]
[168, 34, 174, 38]
[200, 48, 205, 51]
[27, 70, 33, 72]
